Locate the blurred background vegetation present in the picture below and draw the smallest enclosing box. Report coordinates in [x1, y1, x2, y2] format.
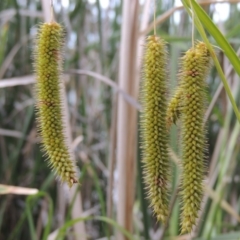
[1, 0, 240, 239]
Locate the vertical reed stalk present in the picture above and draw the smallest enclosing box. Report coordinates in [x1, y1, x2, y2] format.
[116, 0, 139, 239]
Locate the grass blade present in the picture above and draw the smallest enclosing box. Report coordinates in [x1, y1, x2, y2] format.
[55, 216, 136, 240]
[181, 0, 240, 124]
[190, 0, 240, 77]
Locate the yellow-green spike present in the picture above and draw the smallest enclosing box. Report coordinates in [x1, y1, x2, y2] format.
[166, 41, 211, 130]
[180, 42, 211, 234]
[140, 35, 170, 223]
[33, 22, 78, 187]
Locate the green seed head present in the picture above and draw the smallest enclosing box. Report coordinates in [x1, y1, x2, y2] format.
[180, 42, 211, 234]
[33, 22, 78, 187]
[166, 86, 183, 128]
[140, 35, 170, 223]
[167, 41, 211, 131]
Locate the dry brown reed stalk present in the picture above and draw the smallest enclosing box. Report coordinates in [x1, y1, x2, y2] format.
[136, 0, 152, 87]
[0, 75, 35, 88]
[107, 94, 118, 221]
[116, 0, 139, 239]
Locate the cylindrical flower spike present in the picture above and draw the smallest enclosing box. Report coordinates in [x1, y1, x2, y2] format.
[140, 35, 170, 223]
[166, 41, 211, 130]
[180, 42, 211, 234]
[33, 22, 78, 187]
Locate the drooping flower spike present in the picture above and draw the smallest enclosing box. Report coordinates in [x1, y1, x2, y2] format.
[33, 22, 78, 187]
[179, 42, 211, 233]
[140, 35, 170, 223]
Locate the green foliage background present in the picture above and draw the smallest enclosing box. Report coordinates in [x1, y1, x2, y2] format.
[1, 0, 240, 239]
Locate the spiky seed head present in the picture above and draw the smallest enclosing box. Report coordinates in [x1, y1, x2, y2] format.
[179, 42, 211, 234]
[33, 22, 78, 187]
[140, 35, 170, 223]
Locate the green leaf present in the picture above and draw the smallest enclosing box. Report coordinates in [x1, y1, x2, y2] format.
[190, 0, 240, 77]
[181, 0, 240, 124]
[26, 192, 53, 240]
[55, 216, 136, 240]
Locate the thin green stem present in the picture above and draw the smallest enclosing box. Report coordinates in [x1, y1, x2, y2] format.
[50, 0, 54, 22]
[189, 0, 194, 47]
[154, 0, 156, 35]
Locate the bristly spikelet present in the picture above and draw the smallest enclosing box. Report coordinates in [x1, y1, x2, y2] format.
[166, 42, 211, 130]
[166, 86, 183, 129]
[195, 41, 211, 74]
[33, 22, 78, 187]
[140, 35, 170, 223]
[180, 42, 211, 234]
